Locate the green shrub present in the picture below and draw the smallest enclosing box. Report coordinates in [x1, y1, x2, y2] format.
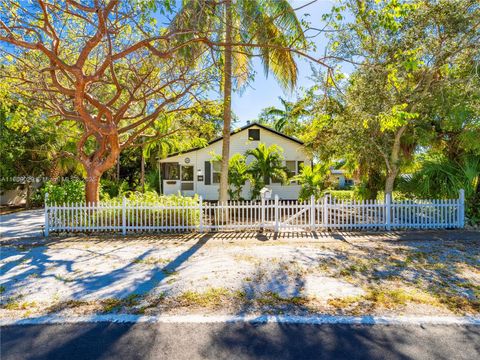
[100, 179, 129, 199]
[327, 190, 357, 201]
[108, 192, 201, 228]
[294, 163, 332, 201]
[36, 180, 85, 205]
[50, 192, 201, 229]
[328, 189, 411, 202]
[375, 190, 411, 201]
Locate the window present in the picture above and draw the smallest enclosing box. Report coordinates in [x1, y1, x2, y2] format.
[181, 165, 193, 181]
[163, 162, 180, 180]
[212, 161, 221, 183]
[285, 161, 304, 184]
[286, 161, 296, 179]
[248, 129, 260, 141]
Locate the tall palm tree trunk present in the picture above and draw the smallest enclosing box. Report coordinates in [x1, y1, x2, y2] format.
[219, 0, 233, 203]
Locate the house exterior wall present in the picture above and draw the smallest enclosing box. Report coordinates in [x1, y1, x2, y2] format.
[158, 125, 311, 200]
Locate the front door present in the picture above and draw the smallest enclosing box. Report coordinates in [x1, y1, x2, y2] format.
[181, 165, 194, 196]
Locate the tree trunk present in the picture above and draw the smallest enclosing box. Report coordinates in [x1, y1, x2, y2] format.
[116, 154, 120, 181]
[384, 171, 397, 195]
[49, 160, 61, 184]
[384, 125, 407, 196]
[85, 171, 101, 204]
[219, 0, 233, 203]
[79, 131, 121, 204]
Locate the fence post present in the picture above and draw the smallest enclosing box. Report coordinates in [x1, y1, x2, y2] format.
[385, 192, 392, 231]
[323, 194, 328, 230]
[310, 195, 315, 231]
[458, 189, 465, 228]
[44, 193, 49, 237]
[122, 197, 127, 235]
[274, 195, 279, 232]
[261, 196, 265, 230]
[199, 196, 204, 233]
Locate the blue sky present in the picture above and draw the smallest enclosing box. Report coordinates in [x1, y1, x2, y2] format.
[232, 0, 337, 125]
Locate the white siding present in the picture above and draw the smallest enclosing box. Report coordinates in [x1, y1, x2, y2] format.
[159, 125, 311, 200]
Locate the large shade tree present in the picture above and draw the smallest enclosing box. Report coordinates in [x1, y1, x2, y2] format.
[0, 0, 216, 203]
[313, 0, 480, 194]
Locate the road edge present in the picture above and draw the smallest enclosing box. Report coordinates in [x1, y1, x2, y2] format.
[1, 314, 480, 326]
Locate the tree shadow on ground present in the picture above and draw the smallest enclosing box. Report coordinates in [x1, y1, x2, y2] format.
[200, 245, 480, 360]
[1, 233, 212, 304]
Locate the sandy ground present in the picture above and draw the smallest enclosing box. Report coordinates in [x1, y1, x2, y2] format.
[0, 209, 44, 240]
[1, 231, 479, 319]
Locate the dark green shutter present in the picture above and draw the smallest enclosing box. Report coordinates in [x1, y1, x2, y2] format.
[204, 162, 211, 185]
[297, 161, 304, 174]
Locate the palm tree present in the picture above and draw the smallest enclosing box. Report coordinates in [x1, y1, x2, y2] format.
[172, 0, 307, 201]
[266, 96, 307, 134]
[246, 143, 288, 199]
[293, 163, 332, 201]
[402, 154, 480, 223]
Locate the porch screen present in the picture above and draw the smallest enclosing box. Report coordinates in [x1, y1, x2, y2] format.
[163, 162, 180, 180]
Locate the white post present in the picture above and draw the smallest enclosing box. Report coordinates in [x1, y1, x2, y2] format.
[274, 195, 279, 232]
[122, 197, 127, 235]
[385, 192, 392, 231]
[458, 189, 465, 228]
[199, 196, 204, 233]
[310, 195, 315, 231]
[323, 194, 328, 230]
[44, 193, 49, 237]
[261, 196, 265, 230]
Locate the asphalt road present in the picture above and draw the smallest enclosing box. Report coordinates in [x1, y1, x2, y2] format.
[1, 322, 479, 360]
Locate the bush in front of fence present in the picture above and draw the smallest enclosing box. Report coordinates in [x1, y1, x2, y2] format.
[46, 192, 201, 232]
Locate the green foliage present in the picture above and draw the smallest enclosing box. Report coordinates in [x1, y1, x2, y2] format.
[109, 191, 199, 205]
[293, 163, 332, 201]
[49, 192, 201, 228]
[227, 154, 251, 200]
[145, 169, 161, 193]
[40, 180, 85, 205]
[173, 0, 308, 90]
[299, 0, 480, 197]
[377, 104, 419, 132]
[100, 179, 130, 199]
[259, 97, 308, 135]
[399, 155, 480, 224]
[246, 143, 288, 199]
[328, 190, 356, 201]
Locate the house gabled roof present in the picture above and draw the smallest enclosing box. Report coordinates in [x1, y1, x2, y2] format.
[160, 122, 304, 159]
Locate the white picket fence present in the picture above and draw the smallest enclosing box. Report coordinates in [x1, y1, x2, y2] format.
[44, 190, 465, 236]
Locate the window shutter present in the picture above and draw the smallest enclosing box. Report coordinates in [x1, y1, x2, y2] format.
[204, 161, 211, 185]
[297, 161, 304, 174]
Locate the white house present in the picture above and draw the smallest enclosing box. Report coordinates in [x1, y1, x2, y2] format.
[158, 122, 312, 200]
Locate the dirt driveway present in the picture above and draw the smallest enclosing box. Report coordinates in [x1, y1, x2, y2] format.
[1, 231, 479, 320]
